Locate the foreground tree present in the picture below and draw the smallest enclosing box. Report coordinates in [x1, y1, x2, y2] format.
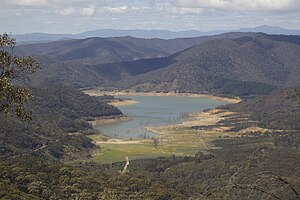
[0, 33, 40, 120]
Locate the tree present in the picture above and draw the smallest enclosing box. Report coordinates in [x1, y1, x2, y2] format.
[0, 33, 40, 120]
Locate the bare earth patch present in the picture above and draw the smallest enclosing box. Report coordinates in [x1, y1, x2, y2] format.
[89, 115, 130, 126]
[96, 139, 153, 145]
[84, 90, 241, 104]
[108, 99, 139, 107]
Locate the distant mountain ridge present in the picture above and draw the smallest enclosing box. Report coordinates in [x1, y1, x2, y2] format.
[15, 32, 253, 64]
[89, 33, 300, 96]
[22, 33, 300, 96]
[15, 25, 300, 42]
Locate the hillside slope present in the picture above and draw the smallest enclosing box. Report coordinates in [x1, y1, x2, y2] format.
[15, 37, 168, 65]
[16, 32, 253, 63]
[0, 84, 121, 160]
[20, 33, 300, 96]
[225, 87, 300, 130]
[98, 34, 300, 96]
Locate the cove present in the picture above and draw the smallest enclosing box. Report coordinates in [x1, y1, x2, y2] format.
[94, 95, 227, 139]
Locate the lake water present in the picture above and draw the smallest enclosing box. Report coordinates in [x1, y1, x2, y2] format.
[94, 95, 226, 139]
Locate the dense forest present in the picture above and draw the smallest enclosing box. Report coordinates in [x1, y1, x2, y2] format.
[0, 84, 121, 161]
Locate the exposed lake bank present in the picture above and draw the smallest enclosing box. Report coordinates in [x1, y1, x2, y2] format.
[88, 115, 130, 126]
[108, 99, 139, 107]
[84, 90, 241, 104]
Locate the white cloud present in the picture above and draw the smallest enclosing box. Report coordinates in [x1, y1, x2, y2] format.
[103, 6, 128, 14]
[59, 7, 75, 15]
[176, 0, 296, 11]
[157, 3, 203, 15]
[9, 0, 49, 6]
[80, 5, 96, 16]
[1, 0, 300, 34]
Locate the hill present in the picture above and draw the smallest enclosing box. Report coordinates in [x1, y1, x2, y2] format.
[238, 25, 300, 35]
[15, 32, 253, 63]
[15, 37, 168, 65]
[15, 33, 300, 96]
[224, 87, 300, 130]
[0, 84, 121, 160]
[92, 33, 300, 96]
[16, 32, 264, 91]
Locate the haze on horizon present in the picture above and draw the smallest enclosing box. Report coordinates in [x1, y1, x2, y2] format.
[0, 0, 300, 34]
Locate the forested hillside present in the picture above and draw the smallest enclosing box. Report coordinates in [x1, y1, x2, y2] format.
[16, 32, 252, 60]
[95, 33, 300, 96]
[20, 33, 300, 96]
[224, 87, 300, 130]
[0, 84, 121, 160]
[15, 37, 168, 65]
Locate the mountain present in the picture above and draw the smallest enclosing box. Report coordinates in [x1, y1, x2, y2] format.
[15, 32, 253, 61]
[15, 37, 169, 65]
[91, 33, 300, 96]
[16, 33, 300, 96]
[77, 29, 207, 40]
[13, 29, 220, 42]
[238, 25, 300, 35]
[15, 32, 254, 89]
[14, 25, 300, 42]
[14, 32, 71, 43]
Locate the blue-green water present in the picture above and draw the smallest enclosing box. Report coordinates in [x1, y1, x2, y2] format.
[94, 95, 226, 139]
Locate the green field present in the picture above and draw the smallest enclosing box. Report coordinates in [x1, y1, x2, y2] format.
[88, 124, 232, 164]
[92, 143, 168, 164]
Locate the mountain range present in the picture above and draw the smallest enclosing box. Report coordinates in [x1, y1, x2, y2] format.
[16, 33, 300, 96]
[93, 33, 300, 96]
[15, 25, 300, 43]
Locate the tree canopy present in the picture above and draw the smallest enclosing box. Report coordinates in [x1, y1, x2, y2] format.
[0, 33, 41, 120]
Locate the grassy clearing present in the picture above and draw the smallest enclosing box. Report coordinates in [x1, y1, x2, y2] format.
[89, 126, 234, 164]
[92, 143, 169, 164]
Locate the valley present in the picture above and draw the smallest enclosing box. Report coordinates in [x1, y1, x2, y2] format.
[1, 30, 300, 199]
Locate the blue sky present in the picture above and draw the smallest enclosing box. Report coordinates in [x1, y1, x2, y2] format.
[0, 0, 299, 34]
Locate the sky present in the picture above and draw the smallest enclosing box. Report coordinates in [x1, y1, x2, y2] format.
[0, 0, 300, 34]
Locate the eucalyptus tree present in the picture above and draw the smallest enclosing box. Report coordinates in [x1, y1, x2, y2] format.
[0, 33, 41, 120]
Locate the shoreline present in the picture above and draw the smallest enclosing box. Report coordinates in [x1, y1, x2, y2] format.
[108, 99, 139, 107]
[88, 115, 131, 126]
[84, 90, 241, 104]
[145, 108, 234, 136]
[96, 138, 153, 145]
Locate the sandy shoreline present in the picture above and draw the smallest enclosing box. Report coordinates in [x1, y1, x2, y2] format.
[108, 99, 139, 107]
[84, 90, 241, 104]
[145, 108, 234, 136]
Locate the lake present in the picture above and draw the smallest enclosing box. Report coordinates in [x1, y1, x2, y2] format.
[94, 95, 226, 139]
